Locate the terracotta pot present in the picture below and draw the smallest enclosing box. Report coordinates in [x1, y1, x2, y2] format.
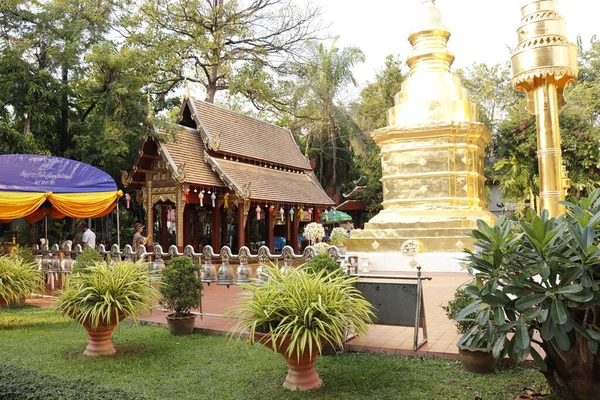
[515, 395, 534, 400]
[255, 332, 323, 391]
[79, 311, 126, 356]
[458, 345, 496, 374]
[166, 313, 196, 336]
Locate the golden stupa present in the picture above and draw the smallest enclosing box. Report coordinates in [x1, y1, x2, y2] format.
[511, 0, 578, 217]
[348, 0, 496, 253]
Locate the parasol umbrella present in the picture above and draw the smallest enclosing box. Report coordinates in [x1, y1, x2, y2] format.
[320, 209, 352, 224]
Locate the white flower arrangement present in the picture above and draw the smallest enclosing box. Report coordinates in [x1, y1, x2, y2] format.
[329, 227, 348, 246]
[303, 222, 325, 242]
[400, 239, 421, 257]
[313, 242, 330, 255]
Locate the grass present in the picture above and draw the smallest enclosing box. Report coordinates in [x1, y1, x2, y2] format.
[0, 306, 551, 400]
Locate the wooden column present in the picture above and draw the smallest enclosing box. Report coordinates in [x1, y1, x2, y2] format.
[291, 208, 299, 253]
[145, 179, 153, 250]
[160, 205, 168, 250]
[183, 205, 191, 249]
[211, 204, 221, 250]
[237, 202, 245, 251]
[266, 207, 274, 253]
[220, 207, 228, 248]
[175, 185, 185, 251]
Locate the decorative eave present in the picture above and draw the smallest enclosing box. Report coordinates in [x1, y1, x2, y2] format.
[204, 151, 250, 200]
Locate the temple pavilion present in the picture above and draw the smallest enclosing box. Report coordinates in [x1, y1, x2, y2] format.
[123, 95, 334, 253]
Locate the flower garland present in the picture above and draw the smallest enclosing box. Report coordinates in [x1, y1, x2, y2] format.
[303, 222, 325, 242]
[400, 239, 421, 257]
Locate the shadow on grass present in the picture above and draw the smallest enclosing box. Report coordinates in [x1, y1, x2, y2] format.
[0, 306, 70, 331]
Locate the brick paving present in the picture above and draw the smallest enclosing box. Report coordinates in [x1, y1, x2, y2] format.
[28, 271, 471, 360]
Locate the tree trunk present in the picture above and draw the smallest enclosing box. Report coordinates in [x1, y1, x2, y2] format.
[543, 333, 600, 400]
[60, 63, 69, 154]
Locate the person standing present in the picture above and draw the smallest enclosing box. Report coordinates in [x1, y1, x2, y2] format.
[80, 223, 96, 249]
[132, 223, 151, 252]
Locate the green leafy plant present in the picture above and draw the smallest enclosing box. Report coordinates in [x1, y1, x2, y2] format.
[460, 189, 600, 399]
[443, 286, 494, 349]
[228, 266, 374, 357]
[159, 256, 203, 317]
[329, 227, 348, 246]
[300, 253, 343, 278]
[13, 245, 35, 265]
[0, 255, 44, 307]
[72, 247, 103, 273]
[54, 261, 159, 327]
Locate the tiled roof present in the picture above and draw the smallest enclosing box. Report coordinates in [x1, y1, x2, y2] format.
[189, 98, 311, 170]
[157, 127, 225, 188]
[206, 156, 334, 205]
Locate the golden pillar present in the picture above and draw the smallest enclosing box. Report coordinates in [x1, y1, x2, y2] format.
[348, 0, 496, 253]
[511, 0, 578, 217]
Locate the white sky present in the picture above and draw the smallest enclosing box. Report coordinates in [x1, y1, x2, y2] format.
[311, 0, 599, 90]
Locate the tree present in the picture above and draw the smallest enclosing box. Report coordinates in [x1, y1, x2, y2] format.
[126, 0, 324, 104]
[296, 38, 365, 194]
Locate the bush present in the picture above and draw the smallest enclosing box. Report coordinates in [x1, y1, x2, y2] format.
[0, 362, 146, 399]
[0, 255, 44, 307]
[301, 253, 342, 277]
[462, 190, 600, 399]
[441, 288, 476, 335]
[72, 247, 103, 273]
[160, 256, 203, 317]
[14, 245, 35, 265]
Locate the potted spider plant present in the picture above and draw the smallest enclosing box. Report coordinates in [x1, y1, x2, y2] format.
[442, 286, 496, 373]
[0, 255, 44, 308]
[159, 256, 203, 335]
[54, 261, 159, 356]
[228, 266, 374, 391]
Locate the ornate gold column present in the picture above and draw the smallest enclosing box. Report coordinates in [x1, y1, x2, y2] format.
[145, 179, 153, 247]
[511, 0, 578, 217]
[348, 0, 496, 253]
[175, 184, 186, 249]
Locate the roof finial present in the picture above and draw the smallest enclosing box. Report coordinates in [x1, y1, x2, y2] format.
[183, 77, 190, 101]
[146, 90, 153, 124]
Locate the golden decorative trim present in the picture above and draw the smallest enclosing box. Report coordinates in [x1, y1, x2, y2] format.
[121, 170, 133, 187]
[512, 66, 578, 86]
[172, 163, 186, 183]
[207, 131, 222, 151]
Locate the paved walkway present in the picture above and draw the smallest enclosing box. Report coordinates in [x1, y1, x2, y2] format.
[138, 271, 471, 360]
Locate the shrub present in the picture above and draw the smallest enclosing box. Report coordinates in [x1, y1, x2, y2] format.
[442, 288, 476, 335]
[461, 190, 600, 399]
[72, 247, 103, 273]
[0, 255, 44, 307]
[301, 253, 343, 278]
[54, 261, 159, 327]
[0, 362, 146, 399]
[160, 256, 203, 317]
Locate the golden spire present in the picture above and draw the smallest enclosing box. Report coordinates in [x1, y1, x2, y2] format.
[384, 0, 476, 127]
[511, 0, 578, 217]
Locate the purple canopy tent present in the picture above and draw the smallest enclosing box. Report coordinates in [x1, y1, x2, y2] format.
[0, 154, 123, 245]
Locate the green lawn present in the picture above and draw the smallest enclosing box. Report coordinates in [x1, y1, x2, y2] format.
[0, 307, 550, 400]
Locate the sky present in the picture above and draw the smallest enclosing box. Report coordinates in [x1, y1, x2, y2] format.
[309, 0, 600, 90]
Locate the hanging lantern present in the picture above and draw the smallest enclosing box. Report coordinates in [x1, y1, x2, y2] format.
[211, 192, 216, 208]
[298, 207, 304, 221]
[125, 193, 131, 209]
[289, 207, 294, 222]
[315, 207, 322, 222]
[224, 192, 229, 209]
[184, 189, 190, 204]
[256, 204, 262, 220]
[269, 205, 275, 214]
[308, 207, 313, 221]
[279, 207, 285, 221]
[198, 190, 204, 207]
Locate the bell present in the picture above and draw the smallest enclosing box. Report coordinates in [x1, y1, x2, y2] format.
[200, 263, 216, 284]
[217, 263, 235, 287]
[254, 264, 270, 284]
[235, 263, 251, 284]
